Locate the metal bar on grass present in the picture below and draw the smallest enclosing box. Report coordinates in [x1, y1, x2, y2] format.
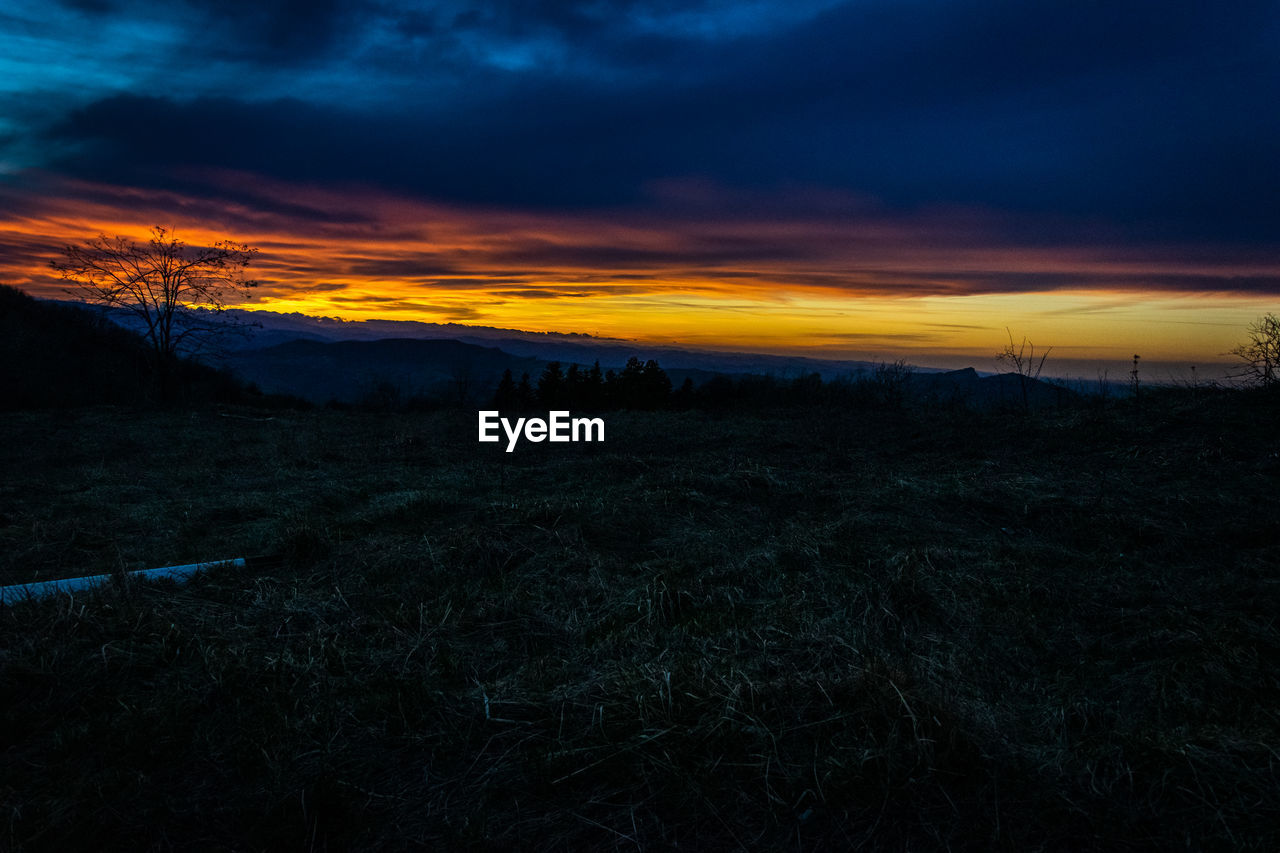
[0, 558, 247, 605]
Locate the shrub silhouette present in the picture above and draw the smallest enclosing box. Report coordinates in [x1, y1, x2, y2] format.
[516, 372, 535, 408]
[996, 330, 1051, 412]
[536, 361, 563, 406]
[610, 357, 672, 409]
[493, 368, 518, 408]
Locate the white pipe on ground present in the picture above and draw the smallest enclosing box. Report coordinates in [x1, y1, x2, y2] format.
[0, 558, 246, 605]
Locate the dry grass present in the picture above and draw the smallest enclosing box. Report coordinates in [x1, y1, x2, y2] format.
[2, 391, 1278, 850]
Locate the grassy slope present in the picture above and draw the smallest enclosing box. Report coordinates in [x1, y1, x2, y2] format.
[1, 393, 1278, 850]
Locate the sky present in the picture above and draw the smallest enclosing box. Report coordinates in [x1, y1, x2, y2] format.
[1, 0, 1278, 376]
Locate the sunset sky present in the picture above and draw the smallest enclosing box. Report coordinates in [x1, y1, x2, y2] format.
[2, 0, 1277, 376]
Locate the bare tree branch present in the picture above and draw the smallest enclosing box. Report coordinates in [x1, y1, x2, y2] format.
[996, 328, 1052, 413]
[51, 226, 259, 399]
[1229, 314, 1280, 389]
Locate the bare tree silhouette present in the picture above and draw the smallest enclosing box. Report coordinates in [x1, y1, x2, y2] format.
[1230, 314, 1280, 389]
[996, 328, 1051, 412]
[52, 226, 258, 398]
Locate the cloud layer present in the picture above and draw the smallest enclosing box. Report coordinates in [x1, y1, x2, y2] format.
[1, 0, 1278, 363]
[3, 1, 1274, 231]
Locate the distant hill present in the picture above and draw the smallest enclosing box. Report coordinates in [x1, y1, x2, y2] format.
[904, 367, 1074, 408]
[449, 335, 899, 380]
[203, 308, 898, 379]
[226, 338, 547, 405]
[19, 295, 1074, 410]
[227, 337, 733, 406]
[222, 337, 1075, 410]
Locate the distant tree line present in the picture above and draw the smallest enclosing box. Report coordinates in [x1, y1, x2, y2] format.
[677, 365, 914, 411]
[493, 358, 677, 411]
[490, 357, 926, 412]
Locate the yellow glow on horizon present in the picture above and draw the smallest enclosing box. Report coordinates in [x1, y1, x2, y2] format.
[246, 285, 1273, 368]
[2, 174, 1276, 372]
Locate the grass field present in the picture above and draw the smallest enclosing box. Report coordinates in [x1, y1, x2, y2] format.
[2, 392, 1278, 850]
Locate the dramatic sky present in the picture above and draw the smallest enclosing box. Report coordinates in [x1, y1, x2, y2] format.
[2, 0, 1278, 374]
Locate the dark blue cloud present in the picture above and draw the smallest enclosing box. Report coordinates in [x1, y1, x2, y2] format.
[50, 0, 357, 62]
[15, 0, 1280, 243]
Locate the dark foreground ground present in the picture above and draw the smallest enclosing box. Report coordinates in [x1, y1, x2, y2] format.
[2, 392, 1278, 850]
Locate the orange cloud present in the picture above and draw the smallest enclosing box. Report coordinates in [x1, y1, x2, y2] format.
[2, 171, 1277, 371]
